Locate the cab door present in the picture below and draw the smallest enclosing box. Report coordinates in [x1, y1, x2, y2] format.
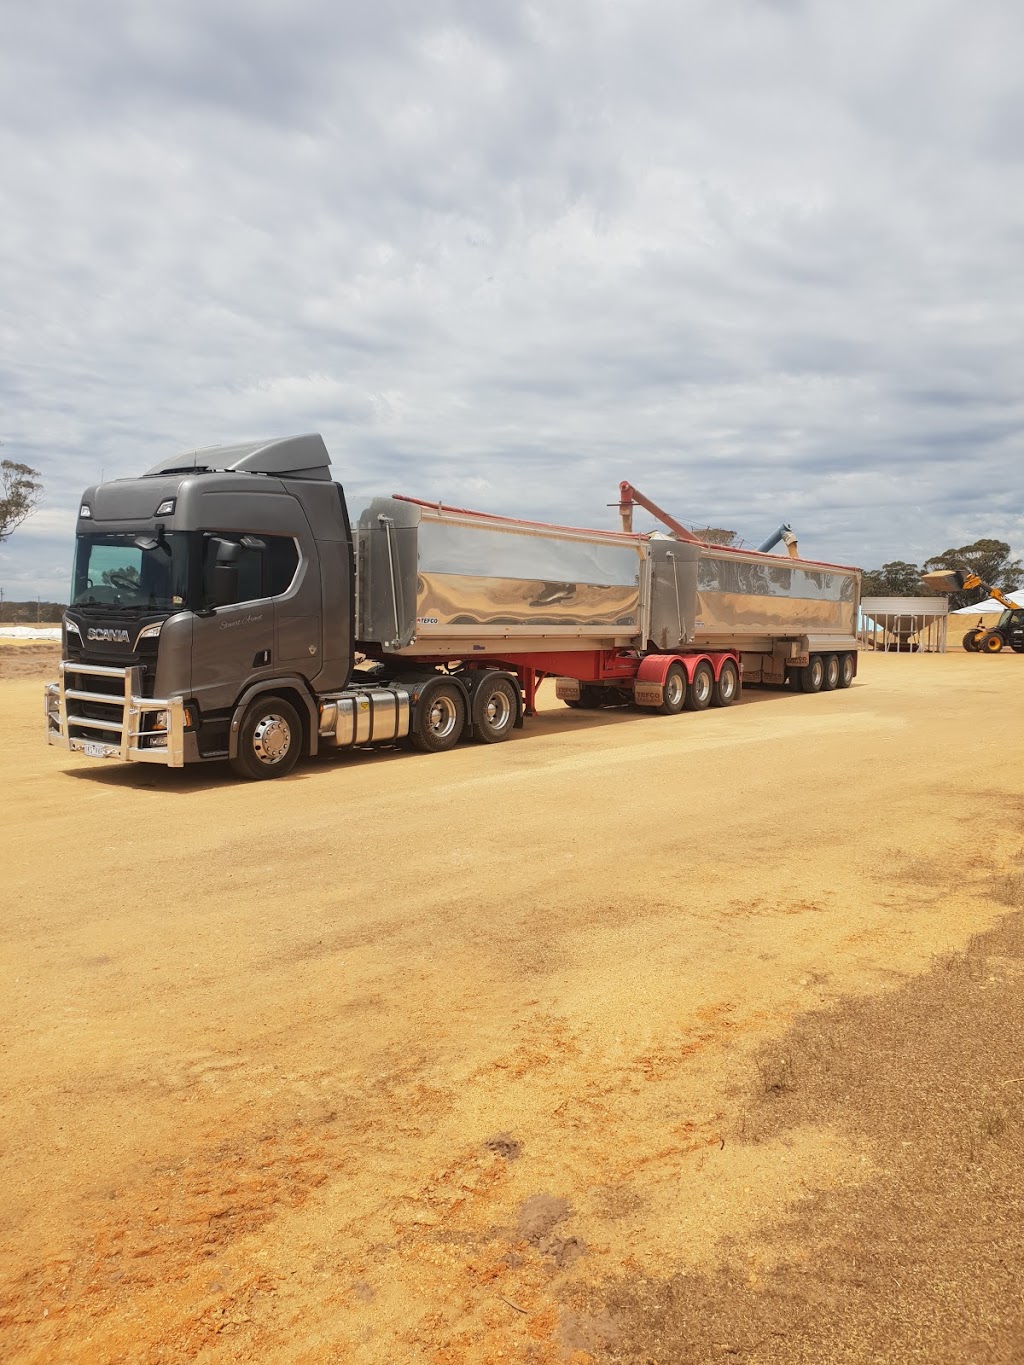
[190, 534, 276, 715]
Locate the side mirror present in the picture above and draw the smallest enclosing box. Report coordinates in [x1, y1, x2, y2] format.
[212, 538, 241, 607]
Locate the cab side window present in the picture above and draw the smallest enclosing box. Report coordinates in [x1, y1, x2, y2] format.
[201, 535, 299, 605]
[267, 537, 300, 596]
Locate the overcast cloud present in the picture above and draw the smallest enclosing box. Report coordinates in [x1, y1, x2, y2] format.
[2, 0, 1022, 599]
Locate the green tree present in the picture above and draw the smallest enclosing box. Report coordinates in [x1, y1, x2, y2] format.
[860, 560, 922, 597]
[0, 459, 43, 543]
[923, 539, 1024, 610]
[693, 527, 738, 545]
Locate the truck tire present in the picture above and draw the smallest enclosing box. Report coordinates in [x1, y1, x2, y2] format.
[962, 630, 982, 652]
[798, 656, 825, 693]
[230, 695, 302, 780]
[980, 631, 1005, 653]
[658, 663, 687, 715]
[472, 675, 518, 743]
[837, 653, 855, 688]
[411, 682, 466, 753]
[685, 661, 714, 711]
[711, 660, 739, 707]
[822, 653, 840, 690]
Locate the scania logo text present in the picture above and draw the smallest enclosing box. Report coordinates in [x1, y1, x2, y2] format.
[87, 628, 130, 643]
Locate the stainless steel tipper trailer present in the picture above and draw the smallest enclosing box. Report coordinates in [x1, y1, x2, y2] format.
[45, 433, 860, 779]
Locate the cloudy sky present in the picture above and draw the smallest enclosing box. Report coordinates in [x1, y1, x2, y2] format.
[2, 0, 1022, 600]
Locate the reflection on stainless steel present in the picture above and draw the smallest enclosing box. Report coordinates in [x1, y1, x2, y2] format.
[695, 590, 856, 636]
[417, 573, 640, 629]
[697, 553, 855, 602]
[352, 494, 860, 655]
[418, 518, 641, 586]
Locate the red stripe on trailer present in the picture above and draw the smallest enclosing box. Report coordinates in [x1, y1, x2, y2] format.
[463, 649, 638, 682]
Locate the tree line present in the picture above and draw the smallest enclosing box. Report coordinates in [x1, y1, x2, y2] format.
[862, 539, 1023, 610]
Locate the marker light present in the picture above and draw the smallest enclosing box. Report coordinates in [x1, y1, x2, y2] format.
[155, 499, 176, 517]
[79, 504, 92, 518]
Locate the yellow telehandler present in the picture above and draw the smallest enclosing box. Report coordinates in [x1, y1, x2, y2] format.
[921, 569, 1024, 653]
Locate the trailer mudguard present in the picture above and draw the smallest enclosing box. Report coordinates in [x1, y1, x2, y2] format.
[636, 652, 726, 686]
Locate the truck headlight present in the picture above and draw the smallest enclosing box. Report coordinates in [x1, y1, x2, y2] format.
[136, 623, 163, 642]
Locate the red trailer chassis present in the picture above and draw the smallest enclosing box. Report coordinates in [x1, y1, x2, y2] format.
[460, 647, 742, 715]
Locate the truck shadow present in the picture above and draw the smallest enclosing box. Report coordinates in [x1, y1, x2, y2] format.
[58, 682, 858, 792]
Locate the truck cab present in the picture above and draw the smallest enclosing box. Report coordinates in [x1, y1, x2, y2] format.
[995, 608, 1024, 652]
[47, 435, 354, 770]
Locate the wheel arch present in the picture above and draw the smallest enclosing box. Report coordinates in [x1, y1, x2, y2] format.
[229, 676, 320, 760]
[637, 651, 735, 685]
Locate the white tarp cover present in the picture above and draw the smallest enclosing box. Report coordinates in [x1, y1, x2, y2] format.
[0, 626, 62, 639]
[952, 591, 1024, 614]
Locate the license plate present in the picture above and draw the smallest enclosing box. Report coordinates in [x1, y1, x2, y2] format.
[83, 741, 111, 758]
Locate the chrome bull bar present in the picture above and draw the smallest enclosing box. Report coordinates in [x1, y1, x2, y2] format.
[45, 662, 186, 767]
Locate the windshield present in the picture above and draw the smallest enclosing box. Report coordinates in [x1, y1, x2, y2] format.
[72, 532, 190, 612]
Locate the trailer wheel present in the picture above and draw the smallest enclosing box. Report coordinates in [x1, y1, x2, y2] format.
[980, 631, 1005, 653]
[658, 664, 687, 715]
[230, 695, 302, 780]
[473, 675, 519, 743]
[962, 630, 982, 652]
[798, 656, 825, 693]
[685, 661, 714, 711]
[822, 653, 840, 690]
[711, 660, 739, 707]
[837, 653, 855, 688]
[411, 683, 466, 753]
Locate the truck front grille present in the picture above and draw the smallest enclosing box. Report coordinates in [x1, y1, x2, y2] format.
[62, 662, 132, 747]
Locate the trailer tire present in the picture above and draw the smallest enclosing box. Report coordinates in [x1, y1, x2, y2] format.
[658, 664, 687, 715]
[685, 661, 714, 711]
[411, 682, 466, 753]
[962, 630, 982, 652]
[711, 660, 739, 707]
[822, 653, 840, 690]
[798, 656, 825, 693]
[230, 695, 302, 780]
[837, 653, 855, 688]
[472, 675, 519, 743]
[980, 631, 1005, 653]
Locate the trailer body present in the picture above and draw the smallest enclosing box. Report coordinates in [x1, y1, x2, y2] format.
[45, 434, 861, 779]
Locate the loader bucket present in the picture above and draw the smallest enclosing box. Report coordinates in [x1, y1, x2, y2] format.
[921, 569, 967, 594]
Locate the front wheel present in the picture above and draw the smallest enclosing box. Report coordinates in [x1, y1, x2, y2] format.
[962, 630, 982, 652]
[711, 660, 739, 707]
[230, 695, 303, 780]
[980, 631, 1005, 653]
[685, 661, 714, 711]
[411, 682, 466, 752]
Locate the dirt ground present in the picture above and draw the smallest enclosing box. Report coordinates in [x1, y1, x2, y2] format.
[2, 648, 1023, 1364]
